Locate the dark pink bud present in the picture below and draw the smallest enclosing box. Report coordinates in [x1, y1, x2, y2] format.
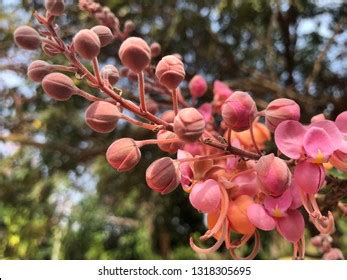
[161, 110, 175, 123]
[44, 0, 65, 16]
[27, 60, 51, 82]
[101, 65, 119, 85]
[106, 138, 141, 172]
[255, 154, 291, 197]
[189, 179, 221, 213]
[157, 130, 184, 154]
[14, 26, 41, 50]
[73, 29, 101, 60]
[85, 101, 121, 133]
[294, 161, 325, 194]
[150, 42, 161, 58]
[221, 91, 257, 132]
[118, 37, 151, 73]
[155, 55, 185, 89]
[265, 98, 300, 132]
[145, 157, 180, 195]
[91, 25, 113, 47]
[188, 75, 207, 98]
[173, 108, 205, 142]
[42, 73, 75, 101]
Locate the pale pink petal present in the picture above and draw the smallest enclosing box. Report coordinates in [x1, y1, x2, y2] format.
[309, 120, 342, 151]
[274, 120, 306, 159]
[289, 180, 302, 209]
[311, 113, 326, 123]
[264, 189, 293, 217]
[177, 149, 194, 189]
[294, 161, 325, 194]
[232, 169, 261, 198]
[335, 111, 347, 134]
[303, 127, 335, 160]
[247, 204, 276, 231]
[276, 209, 304, 243]
[189, 179, 221, 213]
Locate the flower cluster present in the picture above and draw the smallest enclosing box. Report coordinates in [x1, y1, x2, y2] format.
[13, 0, 346, 259]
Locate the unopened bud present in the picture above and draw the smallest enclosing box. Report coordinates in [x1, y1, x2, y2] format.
[265, 98, 300, 132]
[27, 60, 51, 82]
[189, 179, 221, 213]
[255, 154, 291, 197]
[45, 0, 65, 16]
[118, 37, 151, 73]
[173, 108, 205, 142]
[91, 25, 113, 47]
[188, 75, 207, 98]
[124, 20, 135, 34]
[155, 55, 185, 89]
[73, 29, 101, 60]
[145, 157, 180, 195]
[157, 130, 183, 154]
[150, 42, 161, 58]
[14, 26, 41, 50]
[101, 65, 119, 85]
[85, 101, 120, 133]
[221, 91, 257, 132]
[106, 138, 141, 172]
[42, 72, 75, 101]
[161, 110, 175, 123]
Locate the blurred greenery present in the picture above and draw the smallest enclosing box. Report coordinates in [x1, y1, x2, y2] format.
[0, 0, 347, 259]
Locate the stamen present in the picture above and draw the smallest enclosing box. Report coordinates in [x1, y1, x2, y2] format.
[229, 230, 261, 260]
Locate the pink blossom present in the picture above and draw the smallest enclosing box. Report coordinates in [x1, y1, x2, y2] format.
[189, 179, 221, 213]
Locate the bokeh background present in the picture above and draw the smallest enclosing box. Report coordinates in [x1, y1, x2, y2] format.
[0, 0, 347, 259]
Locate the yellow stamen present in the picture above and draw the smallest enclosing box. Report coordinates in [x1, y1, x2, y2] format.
[272, 206, 283, 218]
[311, 149, 326, 164]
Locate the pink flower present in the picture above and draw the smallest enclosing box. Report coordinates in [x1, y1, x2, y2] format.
[275, 120, 342, 163]
[198, 103, 213, 123]
[212, 80, 233, 113]
[189, 75, 208, 98]
[294, 161, 325, 194]
[189, 179, 221, 213]
[247, 189, 304, 243]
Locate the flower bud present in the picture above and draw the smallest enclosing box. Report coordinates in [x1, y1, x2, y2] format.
[188, 75, 207, 98]
[173, 108, 205, 142]
[221, 91, 257, 132]
[189, 179, 221, 213]
[146, 157, 180, 194]
[265, 98, 300, 132]
[27, 60, 51, 82]
[212, 80, 233, 113]
[124, 20, 135, 34]
[42, 73, 76, 101]
[45, 0, 65, 16]
[118, 37, 151, 73]
[228, 195, 255, 235]
[150, 42, 161, 58]
[91, 25, 113, 47]
[161, 110, 175, 123]
[157, 130, 184, 154]
[146, 98, 158, 115]
[155, 55, 185, 89]
[14, 26, 41, 50]
[294, 161, 325, 194]
[106, 138, 141, 172]
[73, 29, 101, 60]
[323, 248, 344, 260]
[101, 65, 119, 85]
[85, 101, 120, 133]
[255, 154, 291, 197]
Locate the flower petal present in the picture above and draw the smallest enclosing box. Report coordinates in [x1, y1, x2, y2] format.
[303, 127, 335, 161]
[294, 161, 325, 194]
[289, 180, 302, 209]
[309, 120, 342, 151]
[274, 120, 306, 159]
[335, 112, 347, 134]
[247, 204, 276, 231]
[264, 189, 293, 217]
[276, 209, 304, 243]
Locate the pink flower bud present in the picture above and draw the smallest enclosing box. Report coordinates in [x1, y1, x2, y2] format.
[189, 179, 221, 213]
[265, 98, 300, 132]
[221, 91, 257, 132]
[212, 80, 233, 113]
[42, 73, 76, 101]
[150, 42, 161, 58]
[124, 20, 135, 34]
[145, 157, 180, 194]
[173, 108, 205, 142]
[85, 101, 120, 133]
[14, 26, 41, 50]
[323, 248, 344, 260]
[157, 130, 184, 154]
[311, 113, 326, 123]
[118, 37, 151, 73]
[161, 110, 175, 123]
[294, 161, 325, 194]
[145, 98, 158, 115]
[106, 138, 141, 172]
[155, 55, 185, 89]
[27, 60, 51, 82]
[188, 75, 208, 98]
[255, 154, 291, 197]
[44, 0, 65, 16]
[73, 29, 101, 60]
[311, 235, 323, 247]
[91, 25, 114, 47]
[101, 65, 119, 85]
